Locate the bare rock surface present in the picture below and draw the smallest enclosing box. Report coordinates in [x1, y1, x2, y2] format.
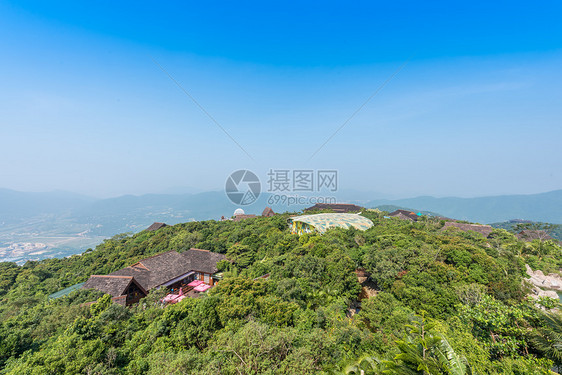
[526, 264, 561, 299]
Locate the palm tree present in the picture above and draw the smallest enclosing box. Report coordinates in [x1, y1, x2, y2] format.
[338, 316, 471, 375]
[382, 315, 470, 375]
[529, 311, 562, 371]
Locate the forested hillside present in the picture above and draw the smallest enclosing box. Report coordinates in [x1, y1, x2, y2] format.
[1, 211, 562, 374]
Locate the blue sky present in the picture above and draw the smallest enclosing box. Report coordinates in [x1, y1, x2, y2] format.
[0, 1, 561, 198]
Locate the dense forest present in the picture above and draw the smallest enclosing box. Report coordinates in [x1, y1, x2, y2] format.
[1, 210, 562, 374]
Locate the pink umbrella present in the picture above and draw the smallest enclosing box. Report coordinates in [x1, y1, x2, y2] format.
[187, 280, 204, 287]
[194, 284, 212, 292]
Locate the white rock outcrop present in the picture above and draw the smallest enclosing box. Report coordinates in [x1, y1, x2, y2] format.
[526, 264, 560, 299]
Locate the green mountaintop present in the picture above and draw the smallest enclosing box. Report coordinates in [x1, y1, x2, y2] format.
[1, 211, 562, 374]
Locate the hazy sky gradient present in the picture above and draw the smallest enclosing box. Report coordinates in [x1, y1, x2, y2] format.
[1, 1, 561, 198]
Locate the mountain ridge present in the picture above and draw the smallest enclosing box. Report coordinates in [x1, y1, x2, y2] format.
[364, 189, 562, 224]
[2, 188, 562, 225]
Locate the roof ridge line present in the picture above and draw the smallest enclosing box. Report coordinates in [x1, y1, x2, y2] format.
[130, 262, 150, 270]
[90, 275, 133, 279]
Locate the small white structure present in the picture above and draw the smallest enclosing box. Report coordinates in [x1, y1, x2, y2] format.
[233, 208, 245, 216]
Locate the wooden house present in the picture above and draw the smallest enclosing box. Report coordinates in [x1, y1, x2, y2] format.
[82, 275, 147, 306]
[82, 249, 226, 305]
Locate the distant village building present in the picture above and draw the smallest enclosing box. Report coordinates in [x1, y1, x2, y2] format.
[230, 208, 257, 222]
[288, 213, 374, 235]
[304, 203, 364, 213]
[82, 249, 225, 305]
[388, 209, 420, 222]
[145, 222, 167, 231]
[516, 230, 554, 242]
[222, 207, 274, 222]
[441, 222, 494, 238]
[262, 206, 275, 217]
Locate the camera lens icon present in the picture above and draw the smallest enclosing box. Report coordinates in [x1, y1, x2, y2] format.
[225, 170, 261, 205]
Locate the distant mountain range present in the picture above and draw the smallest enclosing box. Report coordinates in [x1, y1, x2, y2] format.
[0, 189, 301, 239]
[2, 188, 562, 231]
[365, 189, 562, 224]
[1, 187, 561, 263]
[0, 188, 95, 221]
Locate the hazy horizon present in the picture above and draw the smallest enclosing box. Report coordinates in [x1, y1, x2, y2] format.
[2, 185, 562, 202]
[1, 2, 561, 199]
